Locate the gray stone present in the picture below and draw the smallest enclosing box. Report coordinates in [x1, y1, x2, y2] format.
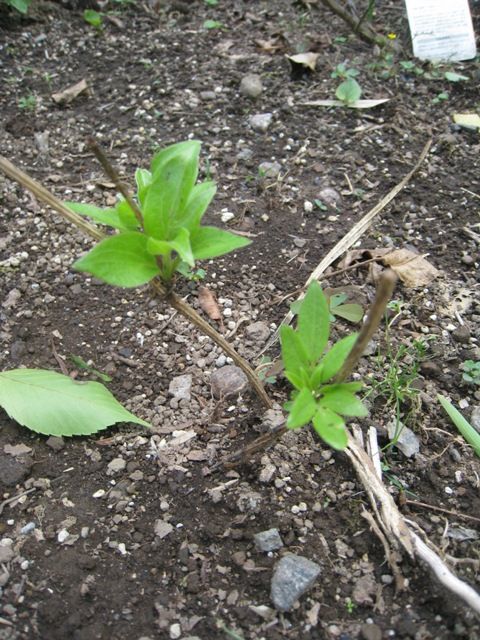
[258, 161, 281, 179]
[270, 554, 321, 611]
[210, 365, 249, 400]
[154, 519, 174, 539]
[387, 421, 420, 458]
[236, 487, 262, 514]
[249, 113, 273, 133]
[239, 74, 263, 99]
[452, 325, 471, 344]
[352, 573, 377, 606]
[470, 406, 480, 434]
[318, 187, 341, 208]
[245, 321, 270, 344]
[168, 374, 192, 401]
[107, 458, 126, 475]
[46, 436, 65, 452]
[0, 546, 15, 563]
[361, 622, 383, 640]
[254, 528, 284, 552]
[0, 453, 32, 486]
[236, 147, 253, 162]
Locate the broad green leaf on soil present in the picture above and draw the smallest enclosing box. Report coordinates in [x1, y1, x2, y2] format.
[280, 325, 310, 376]
[297, 282, 330, 363]
[73, 232, 160, 287]
[312, 406, 348, 450]
[287, 387, 317, 429]
[311, 333, 358, 385]
[135, 168, 152, 206]
[332, 303, 364, 323]
[190, 226, 251, 259]
[0, 369, 150, 436]
[65, 202, 125, 230]
[438, 395, 480, 457]
[444, 72, 468, 82]
[319, 384, 368, 417]
[335, 78, 362, 104]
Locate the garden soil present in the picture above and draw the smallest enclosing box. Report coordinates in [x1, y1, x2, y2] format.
[0, 1, 479, 638]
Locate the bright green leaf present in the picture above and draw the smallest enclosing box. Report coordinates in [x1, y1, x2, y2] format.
[0, 369, 150, 436]
[297, 282, 330, 363]
[8, 0, 31, 13]
[316, 333, 358, 384]
[438, 395, 480, 457]
[444, 71, 468, 82]
[329, 293, 348, 308]
[336, 78, 362, 105]
[169, 228, 194, 267]
[146, 237, 174, 256]
[179, 181, 217, 229]
[320, 385, 368, 417]
[144, 141, 201, 240]
[280, 325, 310, 376]
[287, 387, 317, 429]
[135, 168, 152, 206]
[191, 226, 250, 259]
[65, 202, 125, 230]
[312, 407, 348, 450]
[73, 232, 160, 287]
[115, 198, 140, 230]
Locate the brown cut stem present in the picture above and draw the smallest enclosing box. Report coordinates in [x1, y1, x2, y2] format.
[0, 155, 271, 409]
[334, 269, 397, 382]
[318, 0, 386, 46]
[87, 137, 144, 227]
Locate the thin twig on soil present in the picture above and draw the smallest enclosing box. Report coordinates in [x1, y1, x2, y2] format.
[317, 0, 387, 46]
[404, 499, 480, 525]
[0, 155, 272, 409]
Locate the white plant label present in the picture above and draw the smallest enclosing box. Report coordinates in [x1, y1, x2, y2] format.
[405, 0, 477, 61]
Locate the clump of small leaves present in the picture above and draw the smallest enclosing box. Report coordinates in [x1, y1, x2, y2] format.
[331, 63, 359, 80]
[18, 94, 37, 112]
[462, 360, 480, 386]
[68, 140, 250, 288]
[280, 281, 367, 450]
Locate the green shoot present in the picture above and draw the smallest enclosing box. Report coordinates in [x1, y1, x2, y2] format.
[281, 282, 367, 450]
[462, 360, 480, 386]
[438, 395, 480, 458]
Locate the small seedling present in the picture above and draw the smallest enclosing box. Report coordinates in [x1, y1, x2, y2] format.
[204, 0, 218, 5]
[461, 360, 480, 386]
[203, 19, 224, 29]
[83, 8, 104, 30]
[335, 77, 362, 105]
[290, 291, 363, 325]
[438, 395, 480, 458]
[281, 282, 367, 450]
[70, 355, 112, 382]
[345, 597, 356, 614]
[331, 63, 359, 80]
[68, 140, 250, 288]
[18, 94, 37, 112]
[256, 357, 278, 385]
[432, 91, 449, 104]
[314, 199, 327, 211]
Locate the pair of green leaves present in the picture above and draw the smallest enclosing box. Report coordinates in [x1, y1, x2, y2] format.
[280, 282, 367, 450]
[68, 140, 250, 287]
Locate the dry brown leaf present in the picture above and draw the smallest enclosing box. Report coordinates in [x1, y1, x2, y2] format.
[381, 249, 440, 287]
[52, 79, 89, 105]
[287, 52, 320, 71]
[255, 37, 284, 53]
[198, 286, 223, 326]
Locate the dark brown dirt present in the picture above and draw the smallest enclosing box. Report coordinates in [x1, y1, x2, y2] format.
[1, 1, 480, 639]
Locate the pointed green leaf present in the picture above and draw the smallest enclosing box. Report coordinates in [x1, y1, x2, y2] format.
[329, 293, 348, 309]
[135, 168, 152, 206]
[73, 232, 160, 287]
[316, 333, 358, 384]
[170, 228, 194, 267]
[280, 325, 310, 376]
[332, 303, 364, 323]
[287, 387, 317, 429]
[438, 395, 480, 457]
[179, 181, 217, 229]
[144, 142, 201, 240]
[191, 226, 251, 260]
[297, 282, 330, 363]
[0, 369, 150, 437]
[115, 198, 140, 230]
[313, 407, 348, 450]
[150, 140, 201, 176]
[320, 385, 368, 417]
[146, 237, 174, 256]
[285, 369, 309, 391]
[65, 202, 124, 230]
